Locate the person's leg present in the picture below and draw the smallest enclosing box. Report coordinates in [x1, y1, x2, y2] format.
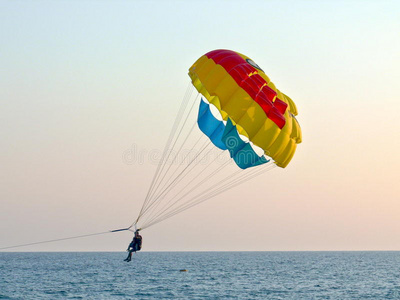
[124, 250, 131, 261]
[127, 250, 132, 261]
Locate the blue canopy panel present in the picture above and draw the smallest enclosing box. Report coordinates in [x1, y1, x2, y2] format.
[197, 99, 227, 150]
[222, 118, 270, 169]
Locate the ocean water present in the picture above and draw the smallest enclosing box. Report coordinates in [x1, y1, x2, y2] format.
[1, 252, 400, 299]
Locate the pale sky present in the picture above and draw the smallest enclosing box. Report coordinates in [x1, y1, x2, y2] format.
[1, 0, 399, 251]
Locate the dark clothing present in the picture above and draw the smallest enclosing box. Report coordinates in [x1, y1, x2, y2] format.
[128, 234, 142, 252]
[133, 235, 142, 251]
[124, 234, 143, 262]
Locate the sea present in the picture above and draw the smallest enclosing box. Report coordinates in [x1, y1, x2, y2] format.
[1, 251, 400, 299]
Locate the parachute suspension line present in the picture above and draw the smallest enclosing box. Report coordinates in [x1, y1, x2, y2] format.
[144, 166, 242, 227]
[138, 133, 207, 224]
[150, 130, 204, 202]
[163, 150, 227, 205]
[141, 163, 277, 230]
[137, 90, 198, 224]
[142, 86, 195, 209]
[141, 156, 271, 229]
[142, 164, 277, 230]
[146, 121, 198, 203]
[202, 163, 276, 201]
[194, 162, 273, 201]
[137, 139, 210, 222]
[135, 84, 194, 224]
[145, 95, 200, 205]
[147, 92, 199, 200]
[147, 140, 214, 208]
[141, 161, 244, 229]
[198, 163, 277, 203]
[172, 165, 278, 221]
[136, 84, 192, 223]
[183, 163, 277, 213]
[140, 149, 228, 228]
[140, 155, 231, 229]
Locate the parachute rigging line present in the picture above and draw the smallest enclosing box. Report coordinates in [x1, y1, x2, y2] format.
[147, 149, 226, 217]
[141, 163, 276, 229]
[148, 139, 213, 204]
[144, 95, 200, 206]
[135, 84, 194, 224]
[136, 89, 278, 230]
[137, 138, 210, 222]
[140, 152, 275, 229]
[139, 148, 228, 228]
[140, 85, 194, 212]
[148, 91, 199, 193]
[137, 135, 210, 225]
[140, 156, 232, 228]
[148, 130, 204, 205]
[136, 89, 197, 224]
[139, 84, 193, 207]
[141, 163, 242, 229]
[144, 163, 276, 229]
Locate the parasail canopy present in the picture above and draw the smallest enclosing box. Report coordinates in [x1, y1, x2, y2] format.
[189, 49, 302, 167]
[132, 49, 302, 230]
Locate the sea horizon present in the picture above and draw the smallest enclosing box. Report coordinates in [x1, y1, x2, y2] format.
[2, 251, 400, 299]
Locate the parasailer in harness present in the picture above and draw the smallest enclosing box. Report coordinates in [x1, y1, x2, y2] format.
[124, 229, 142, 262]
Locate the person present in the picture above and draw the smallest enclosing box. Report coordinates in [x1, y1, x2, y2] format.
[124, 230, 142, 262]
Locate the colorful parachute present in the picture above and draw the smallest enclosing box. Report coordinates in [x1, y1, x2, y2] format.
[133, 49, 302, 230]
[189, 49, 302, 168]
